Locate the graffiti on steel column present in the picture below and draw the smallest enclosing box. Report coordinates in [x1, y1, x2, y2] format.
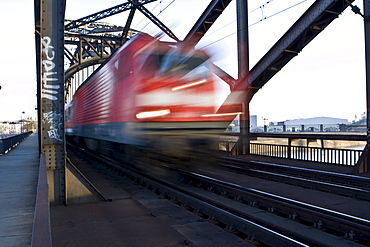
[41, 36, 60, 100]
[43, 111, 63, 141]
[41, 36, 63, 141]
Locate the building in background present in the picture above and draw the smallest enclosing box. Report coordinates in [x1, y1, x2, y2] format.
[248, 116, 352, 133]
[282, 117, 348, 132]
[0, 118, 37, 136]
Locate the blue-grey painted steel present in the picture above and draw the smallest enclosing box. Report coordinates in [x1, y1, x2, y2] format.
[39, 0, 66, 205]
[364, 0, 370, 172]
[0, 132, 33, 154]
[249, 0, 355, 91]
[236, 0, 250, 155]
[183, 0, 233, 45]
[64, 0, 158, 30]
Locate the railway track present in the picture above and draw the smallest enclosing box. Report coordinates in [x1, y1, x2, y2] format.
[176, 168, 370, 246]
[67, 145, 370, 246]
[220, 157, 370, 201]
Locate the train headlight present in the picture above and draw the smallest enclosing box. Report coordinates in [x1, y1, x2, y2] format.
[171, 79, 207, 91]
[136, 109, 171, 119]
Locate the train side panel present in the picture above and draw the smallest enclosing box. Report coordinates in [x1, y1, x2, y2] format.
[67, 33, 239, 153]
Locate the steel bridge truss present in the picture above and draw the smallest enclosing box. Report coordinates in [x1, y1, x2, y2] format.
[64, 25, 139, 103]
[63, 0, 363, 159]
[63, 0, 369, 168]
[63, 0, 233, 103]
[64, 0, 356, 101]
[35, 0, 369, 205]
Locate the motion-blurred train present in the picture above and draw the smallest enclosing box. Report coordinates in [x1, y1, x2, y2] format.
[66, 33, 239, 158]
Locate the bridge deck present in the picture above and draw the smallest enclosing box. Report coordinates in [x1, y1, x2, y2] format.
[51, 148, 249, 247]
[0, 133, 39, 246]
[2, 132, 368, 246]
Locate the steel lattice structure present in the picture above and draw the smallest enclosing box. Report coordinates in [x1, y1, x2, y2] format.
[64, 21, 139, 103]
[64, 0, 356, 103]
[35, 0, 364, 205]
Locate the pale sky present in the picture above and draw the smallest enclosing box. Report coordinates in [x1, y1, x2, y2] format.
[0, 0, 366, 123]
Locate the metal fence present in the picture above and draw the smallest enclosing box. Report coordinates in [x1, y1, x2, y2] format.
[218, 133, 365, 166]
[0, 132, 33, 154]
[250, 143, 362, 166]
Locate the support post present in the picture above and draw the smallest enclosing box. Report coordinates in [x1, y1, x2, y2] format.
[364, 0, 370, 173]
[236, 0, 250, 155]
[37, 0, 67, 205]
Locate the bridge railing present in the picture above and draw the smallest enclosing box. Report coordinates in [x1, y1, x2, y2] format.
[218, 132, 366, 166]
[0, 131, 33, 154]
[249, 143, 362, 166]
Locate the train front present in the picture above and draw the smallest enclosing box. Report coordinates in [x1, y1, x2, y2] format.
[133, 41, 235, 154]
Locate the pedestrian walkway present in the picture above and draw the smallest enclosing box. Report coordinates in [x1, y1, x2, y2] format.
[0, 133, 39, 247]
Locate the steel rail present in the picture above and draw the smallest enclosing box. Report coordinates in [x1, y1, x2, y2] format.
[66, 156, 109, 202]
[177, 169, 370, 245]
[66, 145, 310, 246]
[222, 157, 370, 189]
[243, 167, 370, 201]
[229, 166, 370, 201]
[67, 143, 368, 246]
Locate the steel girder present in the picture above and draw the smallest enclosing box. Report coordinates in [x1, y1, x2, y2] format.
[183, 0, 233, 46]
[246, 0, 356, 96]
[65, 0, 178, 42]
[63, 0, 234, 99]
[36, 0, 67, 206]
[64, 0, 356, 104]
[122, 8, 137, 43]
[64, 32, 133, 103]
[64, 33, 129, 79]
[132, 1, 179, 41]
[216, 0, 357, 140]
[64, 0, 157, 31]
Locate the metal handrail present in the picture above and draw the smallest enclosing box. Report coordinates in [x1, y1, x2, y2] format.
[249, 143, 362, 166]
[0, 131, 33, 154]
[218, 132, 365, 166]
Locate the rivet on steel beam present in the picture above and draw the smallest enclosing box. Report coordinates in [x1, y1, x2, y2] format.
[325, 10, 340, 15]
[285, 49, 299, 54]
[311, 25, 323, 31]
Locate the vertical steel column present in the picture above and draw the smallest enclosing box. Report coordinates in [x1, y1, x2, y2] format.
[34, 0, 41, 154]
[236, 0, 250, 155]
[365, 0, 370, 172]
[39, 0, 66, 205]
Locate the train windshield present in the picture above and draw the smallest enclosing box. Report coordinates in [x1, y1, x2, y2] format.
[158, 51, 210, 80]
[136, 50, 210, 81]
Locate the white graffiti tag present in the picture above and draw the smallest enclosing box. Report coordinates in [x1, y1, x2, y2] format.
[41, 36, 60, 100]
[43, 111, 63, 141]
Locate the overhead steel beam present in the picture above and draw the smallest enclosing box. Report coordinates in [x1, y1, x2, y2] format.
[63, 32, 133, 80]
[132, 0, 179, 41]
[121, 8, 137, 43]
[245, 0, 355, 95]
[183, 0, 233, 46]
[218, 0, 356, 156]
[64, 0, 158, 30]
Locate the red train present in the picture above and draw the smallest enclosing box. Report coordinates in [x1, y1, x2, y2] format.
[66, 33, 238, 156]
